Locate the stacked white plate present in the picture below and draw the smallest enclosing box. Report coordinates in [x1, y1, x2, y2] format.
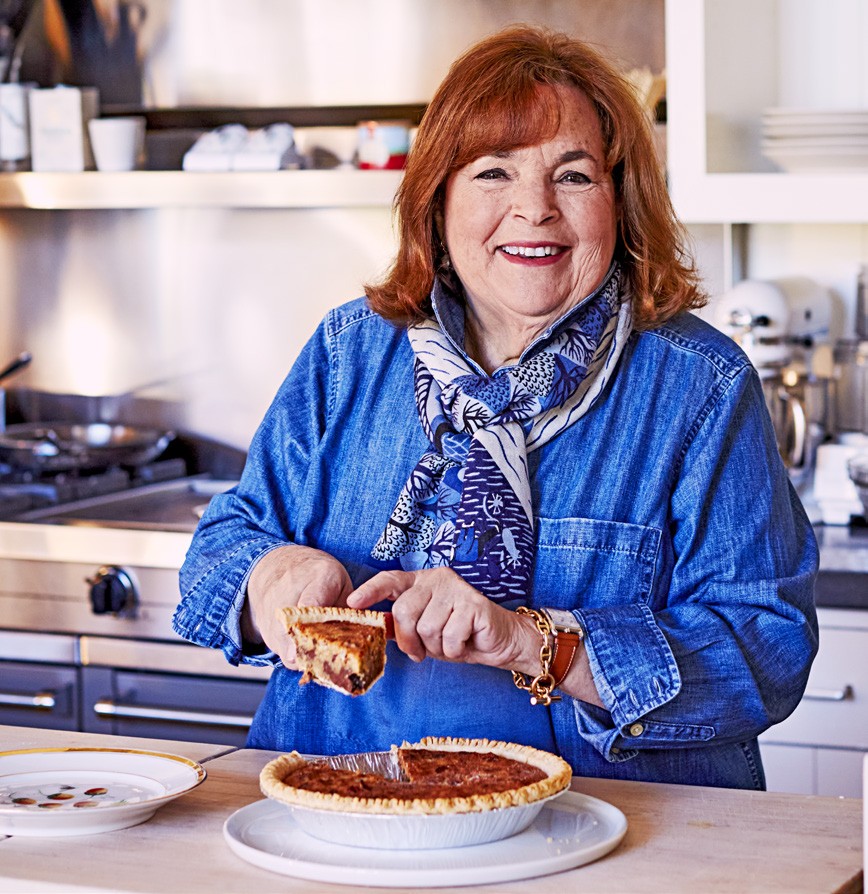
[760, 108, 868, 173]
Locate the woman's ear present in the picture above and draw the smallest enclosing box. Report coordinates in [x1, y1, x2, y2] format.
[433, 204, 445, 246]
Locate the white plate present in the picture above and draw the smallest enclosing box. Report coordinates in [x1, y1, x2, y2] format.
[761, 135, 868, 148]
[223, 791, 627, 888]
[762, 108, 868, 123]
[762, 144, 868, 173]
[0, 747, 206, 837]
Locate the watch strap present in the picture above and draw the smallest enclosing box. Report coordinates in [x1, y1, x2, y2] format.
[541, 609, 584, 689]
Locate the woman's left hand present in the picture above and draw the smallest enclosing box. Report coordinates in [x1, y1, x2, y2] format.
[347, 568, 538, 672]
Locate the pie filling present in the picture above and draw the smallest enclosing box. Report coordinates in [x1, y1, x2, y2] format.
[294, 620, 386, 695]
[280, 607, 388, 696]
[280, 749, 547, 801]
[260, 737, 573, 815]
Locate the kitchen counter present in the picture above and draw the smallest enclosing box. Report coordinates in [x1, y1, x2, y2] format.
[0, 726, 862, 893]
[816, 522, 868, 611]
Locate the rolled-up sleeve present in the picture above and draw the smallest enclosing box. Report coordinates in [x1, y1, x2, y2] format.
[570, 365, 819, 762]
[173, 314, 335, 667]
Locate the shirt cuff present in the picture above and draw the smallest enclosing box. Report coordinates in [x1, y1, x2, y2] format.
[173, 539, 283, 669]
[571, 603, 683, 760]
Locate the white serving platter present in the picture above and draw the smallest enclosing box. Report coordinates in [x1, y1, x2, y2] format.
[0, 747, 206, 837]
[223, 790, 627, 888]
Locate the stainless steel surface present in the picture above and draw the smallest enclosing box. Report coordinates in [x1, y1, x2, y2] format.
[857, 266, 867, 341]
[834, 340, 868, 435]
[92, 699, 254, 728]
[0, 466, 268, 743]
[0, 350, 31, 434]
[79, 634, 269, 681]
[18, 477, 235, 533]
[0, 630, 77, 663]
[761, 371, 830, 483]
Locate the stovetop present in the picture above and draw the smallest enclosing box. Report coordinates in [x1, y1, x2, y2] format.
[0, 456, 191, 521]
[15, 475, 236, 533]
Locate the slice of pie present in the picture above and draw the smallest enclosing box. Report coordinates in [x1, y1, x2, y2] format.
[260, 736, 572, 815]
[280, 605, 387, 696]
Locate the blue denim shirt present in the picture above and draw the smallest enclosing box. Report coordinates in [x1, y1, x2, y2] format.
[174, 297, 818, 789]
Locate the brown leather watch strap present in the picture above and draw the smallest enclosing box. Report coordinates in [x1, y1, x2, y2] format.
[550, 631, 582, 688]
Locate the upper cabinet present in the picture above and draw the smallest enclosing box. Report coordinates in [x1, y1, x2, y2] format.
[665, 0, 868, 223]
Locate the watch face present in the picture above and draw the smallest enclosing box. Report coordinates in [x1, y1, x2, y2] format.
[543, 608, 583, 635]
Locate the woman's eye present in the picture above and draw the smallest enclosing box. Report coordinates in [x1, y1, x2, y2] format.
[558, 170, 592, 185]
[475, 168, 509, 181]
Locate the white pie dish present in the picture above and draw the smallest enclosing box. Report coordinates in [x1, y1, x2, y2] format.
[282, 787, 565, 849]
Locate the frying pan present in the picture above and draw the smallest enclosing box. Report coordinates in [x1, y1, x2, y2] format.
[0, 422, 175, 472]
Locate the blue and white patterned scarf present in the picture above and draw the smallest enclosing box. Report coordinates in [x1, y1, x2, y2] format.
[371, 263, 631, 604]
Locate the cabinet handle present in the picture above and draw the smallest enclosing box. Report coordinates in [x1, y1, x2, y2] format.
[92, 698, 253, 728]
[0, 690, 57, 710]
[803, 685, 854, 702]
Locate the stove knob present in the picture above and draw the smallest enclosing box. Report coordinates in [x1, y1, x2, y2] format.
[87, 566, 137, 616]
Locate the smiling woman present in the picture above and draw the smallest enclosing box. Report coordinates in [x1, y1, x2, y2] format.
[173, 26, 819, 793]
[442, 86, 617, 373]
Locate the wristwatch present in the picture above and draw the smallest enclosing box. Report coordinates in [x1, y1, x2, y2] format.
[540, 608, 584, 687]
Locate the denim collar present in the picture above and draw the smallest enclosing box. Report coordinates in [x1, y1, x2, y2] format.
[429, 260, 621, 375]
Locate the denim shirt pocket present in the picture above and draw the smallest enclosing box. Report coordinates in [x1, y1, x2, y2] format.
[531, 516, 662, 611]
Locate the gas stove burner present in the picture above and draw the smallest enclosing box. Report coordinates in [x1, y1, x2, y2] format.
[0, 457, 190, 521]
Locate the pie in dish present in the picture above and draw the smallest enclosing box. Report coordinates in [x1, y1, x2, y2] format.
[259, 736, 572, 815]
[280, 605, 387, 696]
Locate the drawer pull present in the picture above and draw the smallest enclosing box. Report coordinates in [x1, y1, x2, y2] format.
[92, 698, 253, 728]
[0, 690, 57, 710]
[803, 685, 854, 702]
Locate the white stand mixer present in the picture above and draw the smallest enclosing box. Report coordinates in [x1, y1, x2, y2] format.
[712, 277, 834, 492]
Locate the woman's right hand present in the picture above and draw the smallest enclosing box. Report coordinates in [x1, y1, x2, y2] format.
[241, 544, 353, 667]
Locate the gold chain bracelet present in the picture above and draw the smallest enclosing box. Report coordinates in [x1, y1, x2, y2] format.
[511, 606, 561, 706]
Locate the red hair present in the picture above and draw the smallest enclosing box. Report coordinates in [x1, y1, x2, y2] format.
[365, 26, 705, 329]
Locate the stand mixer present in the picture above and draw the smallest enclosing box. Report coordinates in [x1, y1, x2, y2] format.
[712, 277, 834, 490]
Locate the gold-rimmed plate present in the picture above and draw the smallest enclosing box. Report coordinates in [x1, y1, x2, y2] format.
[0, 747, 206, 837]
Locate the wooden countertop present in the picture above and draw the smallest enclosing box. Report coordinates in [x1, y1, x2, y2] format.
[0, 726, 862, 893]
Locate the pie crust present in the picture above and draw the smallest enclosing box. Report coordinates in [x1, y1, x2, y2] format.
[280, 605, 387, 696]
[260, 736, 572, 815]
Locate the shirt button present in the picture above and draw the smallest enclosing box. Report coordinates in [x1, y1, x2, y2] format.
[626, 722, 645, 737]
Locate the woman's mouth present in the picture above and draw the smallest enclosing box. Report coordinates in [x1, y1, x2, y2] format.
[498, 243, 568, 264]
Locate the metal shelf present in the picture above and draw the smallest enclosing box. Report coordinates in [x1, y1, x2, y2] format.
[0, 169, 403, 210]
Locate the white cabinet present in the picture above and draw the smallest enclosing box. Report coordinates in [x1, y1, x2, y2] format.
[665, 0, 868, 223]
[760, 608, 868, 797]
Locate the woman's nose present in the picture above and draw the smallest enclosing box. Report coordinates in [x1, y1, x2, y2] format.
[511, 181, 559, 225]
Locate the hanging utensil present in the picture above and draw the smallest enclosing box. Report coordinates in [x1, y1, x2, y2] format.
[0, 350, 31, 385]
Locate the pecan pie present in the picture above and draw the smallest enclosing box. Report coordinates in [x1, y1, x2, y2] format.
[260, 737, 572, 815]
[280, 605, 387, 696]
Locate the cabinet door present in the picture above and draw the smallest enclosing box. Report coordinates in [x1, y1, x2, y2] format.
[81, 666, 267, 747]
[760, 742, 814, 795]
[0, 661, 79, 731]
[816, 748, 864, 799]
[761, 627, 868, 750]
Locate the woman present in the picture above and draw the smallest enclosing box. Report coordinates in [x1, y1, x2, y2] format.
[174, 26, 818, 789]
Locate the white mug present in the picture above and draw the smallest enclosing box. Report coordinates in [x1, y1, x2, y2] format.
[87, 116, 146, 172]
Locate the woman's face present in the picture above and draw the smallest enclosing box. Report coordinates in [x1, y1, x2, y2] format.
[442, 85, 618, 346]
